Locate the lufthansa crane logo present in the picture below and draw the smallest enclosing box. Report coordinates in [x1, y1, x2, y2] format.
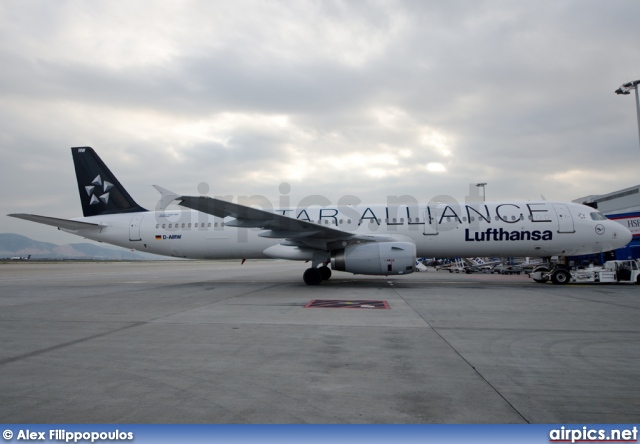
[85, 175, 113, 205]
[595, 224, 605, 235]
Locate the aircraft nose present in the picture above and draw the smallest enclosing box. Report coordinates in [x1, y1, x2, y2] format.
[613, 222, 632, 247]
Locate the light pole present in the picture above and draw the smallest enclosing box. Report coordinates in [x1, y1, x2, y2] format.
[615, 79, 640, 150]
[476, 182, 487, 202]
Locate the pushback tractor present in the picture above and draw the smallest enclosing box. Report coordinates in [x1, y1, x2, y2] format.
[531, 260, 640, 284]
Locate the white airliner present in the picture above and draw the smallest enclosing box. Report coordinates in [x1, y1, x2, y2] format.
[9, 147, 632, 285]
[10, 255, 31, 261]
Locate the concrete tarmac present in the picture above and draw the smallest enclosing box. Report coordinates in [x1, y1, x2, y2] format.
[1, 260, 638, 423]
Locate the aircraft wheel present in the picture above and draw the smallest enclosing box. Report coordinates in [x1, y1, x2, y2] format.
[319, 266, 332, 280]
[303, 268, 323, 285]
[551, 269, 571, 285]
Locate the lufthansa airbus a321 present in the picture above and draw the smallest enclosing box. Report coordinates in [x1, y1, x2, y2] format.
[9, 147, 632, 285]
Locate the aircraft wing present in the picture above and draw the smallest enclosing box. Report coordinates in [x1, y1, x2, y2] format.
[177, 195, 353, 241]
[160, 187, 397, 250]
[8, 214, 106, 231]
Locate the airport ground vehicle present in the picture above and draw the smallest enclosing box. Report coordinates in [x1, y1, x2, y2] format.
[531, 260, 640, 284]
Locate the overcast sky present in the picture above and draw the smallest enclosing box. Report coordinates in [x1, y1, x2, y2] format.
[2, 0, 640, 244]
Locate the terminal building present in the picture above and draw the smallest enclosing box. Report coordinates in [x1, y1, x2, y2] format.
[574, 184, 640, 260]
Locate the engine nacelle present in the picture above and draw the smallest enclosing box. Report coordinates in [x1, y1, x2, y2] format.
[331, 242, 416, 275]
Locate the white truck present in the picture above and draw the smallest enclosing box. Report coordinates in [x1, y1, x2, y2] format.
[531, 260, 640, 285]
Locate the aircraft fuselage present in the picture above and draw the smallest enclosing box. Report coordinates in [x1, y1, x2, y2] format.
[69, 201, 629, 260]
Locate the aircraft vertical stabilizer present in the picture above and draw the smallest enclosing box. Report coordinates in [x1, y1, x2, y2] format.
[71, 147, 147, 217]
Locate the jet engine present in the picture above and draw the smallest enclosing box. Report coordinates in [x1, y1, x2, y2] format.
[331, 242, 416, 275]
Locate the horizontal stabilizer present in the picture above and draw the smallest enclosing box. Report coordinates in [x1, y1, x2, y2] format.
[8, 213, 106, 231]
[153, 185, 181, 210]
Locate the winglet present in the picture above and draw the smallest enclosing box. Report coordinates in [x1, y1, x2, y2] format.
[153, 185, 181, 210]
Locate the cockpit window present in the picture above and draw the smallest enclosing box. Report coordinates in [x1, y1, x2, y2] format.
[590, 212, 607, 221]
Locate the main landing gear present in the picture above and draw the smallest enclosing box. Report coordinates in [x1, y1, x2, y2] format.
[303, 266, 332, 285]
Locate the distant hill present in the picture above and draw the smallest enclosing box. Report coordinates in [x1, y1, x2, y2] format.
[0, 233, 166, 260]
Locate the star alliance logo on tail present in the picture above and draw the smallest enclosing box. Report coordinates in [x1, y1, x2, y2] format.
[85, 175, 113, 205]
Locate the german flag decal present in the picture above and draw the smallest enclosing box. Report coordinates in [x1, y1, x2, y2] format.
[155, 235, 162, 240]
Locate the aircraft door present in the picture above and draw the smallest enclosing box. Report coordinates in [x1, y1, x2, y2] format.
[129, 214, 144, 241]
[424, 206, 438, 235]
[553, 204, 575, 233]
